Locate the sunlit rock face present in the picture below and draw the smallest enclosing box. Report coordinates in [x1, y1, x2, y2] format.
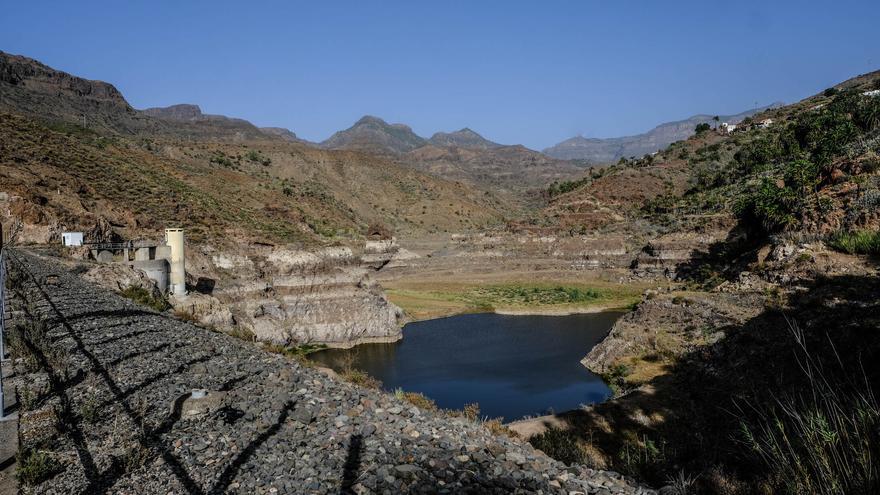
[193, 244, 403, 347]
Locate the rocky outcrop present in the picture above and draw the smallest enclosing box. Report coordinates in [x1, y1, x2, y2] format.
[170, 292, 235, 329]
[0, 50, 148, 134]
[193, 244, 404, 347]
[7, 250, 653, 494]
[581, 291, 761, 373]
[82, 262, 163, 298]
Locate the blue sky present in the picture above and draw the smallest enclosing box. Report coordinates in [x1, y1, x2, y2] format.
[1, 1, 878, 149]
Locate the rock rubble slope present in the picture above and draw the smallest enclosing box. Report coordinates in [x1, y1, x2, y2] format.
[7, 251, 652, 494]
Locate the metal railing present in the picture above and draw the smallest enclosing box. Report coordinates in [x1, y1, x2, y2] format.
[0, 247, 7, 420]
[83, 240, 159, 250]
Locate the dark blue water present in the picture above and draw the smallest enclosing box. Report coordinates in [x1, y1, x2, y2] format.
[310, 312, 619, 421]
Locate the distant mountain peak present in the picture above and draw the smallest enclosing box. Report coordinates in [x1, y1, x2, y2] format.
[429, 127, 500, 150]
[321, 115, 426, 153]
[354, 115, 386, 125]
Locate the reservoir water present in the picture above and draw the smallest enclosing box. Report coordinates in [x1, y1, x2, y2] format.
[310, 311, 620, 421]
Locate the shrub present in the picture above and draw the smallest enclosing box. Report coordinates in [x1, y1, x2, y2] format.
[547, 176, 591, 197]
[173, 308, 199, 323]
[394, 388, 438, 411]
[210, 153, 234, 168]
[462, 403, 481, 421]
[16, 449, 57, 485]
[340, 368, 381, 389]
[602, 363, 633, 396]
[734, 136, 785, 174]
[827, 230, 880, 255]
[735, 178, 800, 232]
[618, 434, 669, 482]
[227, 326, 257, 342]
[530, 427, 587, 465]
[79, 393, 101, 424]
[695, 123, 711, 134]
[123, 444, 151, 473]
[120, 286, 169, 312]
[245, 149, 272, 166]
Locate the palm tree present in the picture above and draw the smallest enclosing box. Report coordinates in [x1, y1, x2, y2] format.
[713, 115, 720, 129]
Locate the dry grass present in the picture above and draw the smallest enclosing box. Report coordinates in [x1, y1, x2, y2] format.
[339, 368, 382, 389]
[739, 321, 880, 494]
[394, 388, 438, 411]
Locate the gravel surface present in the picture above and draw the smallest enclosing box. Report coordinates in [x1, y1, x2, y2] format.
[7, 250, 654, 494]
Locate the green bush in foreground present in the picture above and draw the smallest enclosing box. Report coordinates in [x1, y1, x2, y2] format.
[16, 449, 57, 485]
[827, 230, 880, 255]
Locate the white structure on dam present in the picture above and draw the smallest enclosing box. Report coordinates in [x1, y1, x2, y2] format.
[165, 228, 186, 295]
[84, 228, 187, 295]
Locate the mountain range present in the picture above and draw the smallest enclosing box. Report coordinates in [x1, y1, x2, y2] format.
[542, 105, 782, 162]
[0, 50, 509, 244]
[316, 115, 581, 191]
[0, 49, 779, 196]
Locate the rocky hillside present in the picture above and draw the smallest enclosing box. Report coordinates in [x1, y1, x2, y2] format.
[0, 52, 508, 245]
[515, 69, 880, 493]
[0, 50, 153, 135]
[403, 143, 584, 195]
[539, 74, 878, 243]
[543, 105, 780, 162]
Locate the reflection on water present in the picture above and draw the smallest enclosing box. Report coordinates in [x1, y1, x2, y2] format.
[311, 311, 620, 421]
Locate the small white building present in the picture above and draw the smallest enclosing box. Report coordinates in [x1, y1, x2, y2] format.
[863, 89, 880, 97]
[62, 232, 84, 247]
[720, 122, 737, 134]
[758, 118, 774, 129]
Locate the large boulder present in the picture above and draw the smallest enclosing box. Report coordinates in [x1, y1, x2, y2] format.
[82, 263, 161, 298]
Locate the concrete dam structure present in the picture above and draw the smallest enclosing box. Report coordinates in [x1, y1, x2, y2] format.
[87, 228, 187, 295]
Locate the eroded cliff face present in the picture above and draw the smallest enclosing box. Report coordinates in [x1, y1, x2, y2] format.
[188, 243, 404, 347]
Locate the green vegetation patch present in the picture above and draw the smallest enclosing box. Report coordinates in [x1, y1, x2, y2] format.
[467, 285, 604, 306]
[386, 282, 642, 320]
[16, 449, 59, 486]
[547, 176, 592, 197]
[120, 286, 170, 312]
[827, 230, 880, 255]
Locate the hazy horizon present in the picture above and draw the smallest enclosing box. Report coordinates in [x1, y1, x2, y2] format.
[2, 0, 878, 149]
